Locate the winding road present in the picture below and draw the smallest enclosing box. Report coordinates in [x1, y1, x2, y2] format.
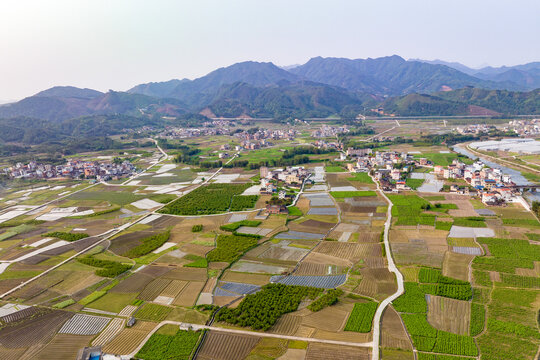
[370, 174, 405, 360]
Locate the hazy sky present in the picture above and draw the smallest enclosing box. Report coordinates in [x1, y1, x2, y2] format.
[1, 0, 539, 100]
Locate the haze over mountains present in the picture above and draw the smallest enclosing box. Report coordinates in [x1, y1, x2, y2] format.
[0, 55, 539, 122]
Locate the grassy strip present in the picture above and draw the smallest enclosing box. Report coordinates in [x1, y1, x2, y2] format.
[287, 206, 303, 216]
[308, 289, 343, 312]
[43, 231, 89, 242]
[77, 256, 132, 277]
[435, 221, 453, 231]
[502, 218, 540, 227]
[330, 191, 377, 198]
[220, 220, 261, 232]
[53, 299, 75, 309]
[469, 303, 485, 336]
[452, 217, 486, 228]
[79, 291, 106, 306]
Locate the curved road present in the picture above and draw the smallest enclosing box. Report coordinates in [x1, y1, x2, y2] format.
[370, 175, 405, 360]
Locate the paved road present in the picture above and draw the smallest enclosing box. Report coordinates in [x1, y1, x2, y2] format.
[127, 320, 374, 358]
[370, 174, 405, 360]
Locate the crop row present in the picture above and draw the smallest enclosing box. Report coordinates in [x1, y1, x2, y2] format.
[343, 301, 378, 333]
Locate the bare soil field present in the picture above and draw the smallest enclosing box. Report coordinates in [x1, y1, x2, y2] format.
[294, 262, 346, 276]
[108, 231, 155, 255]
[180, 242, 214, 257]
[137, 278, 172, 301]
[213, 295, 240, 307]
[426, 295, 471, 335]
[303, 252, 351, 267]
[102, 321, 156, 355]
[221, 271, 272, 285]
[354, 268, 397, 300]
[300, 305, 349, 332]
[391, 239, 444, 268]
[314, 242, 368, 262]
[442, 251, 474, 281]
[110, 273, 154, 293]
[0, 347, 26, 360]
[381, 306, 412, 350]
[29, 334, 92, 359]
[172, 281, 205, 307]
[197, 331, 259, 360]
[305, 343, 370, 360]
[270, 314, 302, 335]
[162, 267, 207, 281]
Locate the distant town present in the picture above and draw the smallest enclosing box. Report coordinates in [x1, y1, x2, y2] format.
[3, 159, 136, 181]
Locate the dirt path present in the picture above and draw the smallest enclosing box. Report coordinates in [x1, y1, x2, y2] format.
[127, 320, 374, 358]
[370, 174, 405, 360]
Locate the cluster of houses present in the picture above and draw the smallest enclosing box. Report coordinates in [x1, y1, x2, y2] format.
[433, 159, 517, 205]
[157, 126, 231, 139]
[314, 140, 342, 151]
[311, 125, 349, 138]
[3, 160, 136, 181]
[507, 119, 540, 136]
[454, 124, 494, 135]
[258, 166, 311, 215]
[234, 128, 298, 142]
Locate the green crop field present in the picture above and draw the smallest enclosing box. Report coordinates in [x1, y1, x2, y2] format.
[330, 190, 377, 198]
[136, 329, 202, 360]
[343, 301, 378, 332]
[325, 165, 346, 172]
[230, 195, 259, 211]
[406, 178, 425, 189]
[206, 234, 258, 263]
[347, 172, 373, 184]
[135, 303, 172, 321]
[159, 183, 251, 215]
[413, 152, 473, 166]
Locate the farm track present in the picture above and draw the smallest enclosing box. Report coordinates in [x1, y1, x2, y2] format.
[370, 174, 405, 360]
[126, 320, 374, 358]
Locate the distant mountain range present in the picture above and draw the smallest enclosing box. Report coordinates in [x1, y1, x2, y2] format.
[413, 59, 540, 90]
[0, 56, 539, 122]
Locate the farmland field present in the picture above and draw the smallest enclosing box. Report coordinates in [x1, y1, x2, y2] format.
[159, 183, 251, 215]
[136, 328, 202, 360]
[197, 331, 260, 360]
[343, 301, 378, 332]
